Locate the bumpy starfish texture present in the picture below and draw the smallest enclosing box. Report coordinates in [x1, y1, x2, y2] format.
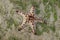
[16, 6, 47, 34]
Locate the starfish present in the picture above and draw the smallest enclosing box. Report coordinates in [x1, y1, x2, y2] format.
[16, 6, 47, 34]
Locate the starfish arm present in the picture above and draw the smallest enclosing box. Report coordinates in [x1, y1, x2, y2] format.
[35, 17, 44, 23]
[29, 6, 35, 16]
[18, 11, 27, 26]
[18, 17, 27, 31]
[30, 23, 34, 33]
[18, 23, 26, 31]
[17, 11, 27, 31]
[29, 21, 36, 34]
[35, 18, 47, 24]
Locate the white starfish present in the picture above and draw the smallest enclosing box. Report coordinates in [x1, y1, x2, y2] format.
[16, 6, 47, 34]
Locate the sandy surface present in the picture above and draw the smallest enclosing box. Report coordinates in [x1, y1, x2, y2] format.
[0, 0, 60, 40]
